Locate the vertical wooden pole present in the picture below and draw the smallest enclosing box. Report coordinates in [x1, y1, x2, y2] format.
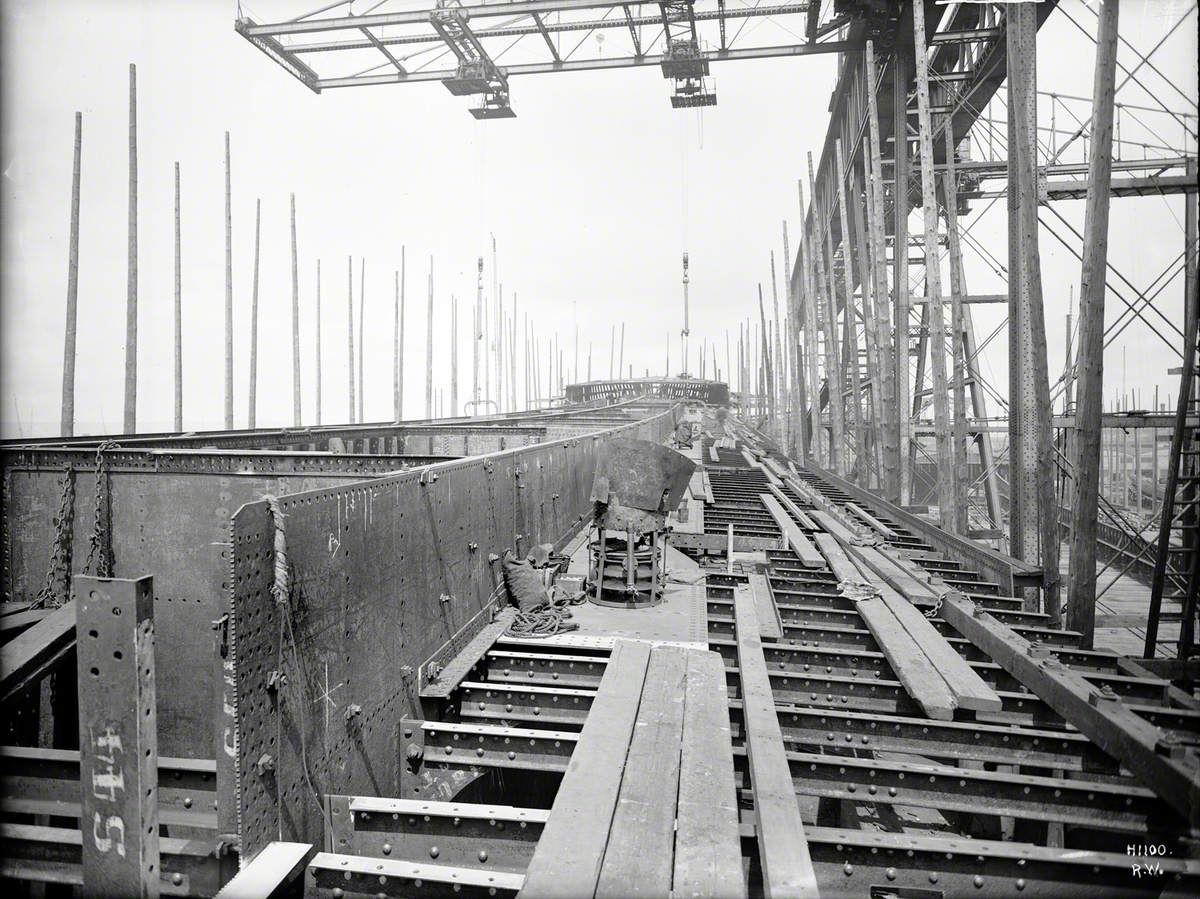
[62, 112, 82, 437]
[770, 249, 784, 444]
[492, 237, 499, 408]
[173, 160, 182, 433]
[397, 247, 406, 422]
[451, 293, 459, 416]
[125, 67, 139, 434]
[784, 223, 808, 464]
[835, 139, 868, 484]
[808, 153, 844, 476]
[473, 257, 482, 413]
[511, 313, 518, 409]
[865, 41, 898, 499]
[316, 260, 322, 426]
[799, 182, 823, 466]
[426, 257, 434, 418]
[619, 323, 625, 379]
[911, 0, 955, 528]
[512, 298, 519, 409]
[223, 129, 233, 431]
[893, 48, 912, 503]
[358, 259, 366, 422]
[290, 194, 302, 427]
[392, 267, 400, 423]
[942, 134, 971, 534]
[849, 165, 884, 487]
[347, 257, 356, 424]
[249, 199, 262, 429]
[1008, 1, 1060, 614]
[759, 287, 774, 426]
[1068, 0, 1119, 643]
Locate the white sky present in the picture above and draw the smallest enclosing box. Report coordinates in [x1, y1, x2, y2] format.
[1, 0, 1196, 437]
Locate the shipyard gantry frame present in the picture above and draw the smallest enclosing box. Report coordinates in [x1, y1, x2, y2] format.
[2, 394, 1199, 896]
[3, 0, 1200, 896]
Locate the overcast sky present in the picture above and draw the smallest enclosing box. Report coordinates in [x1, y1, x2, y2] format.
[1, 0, 1195, 437]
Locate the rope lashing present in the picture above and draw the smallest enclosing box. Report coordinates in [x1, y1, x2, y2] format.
[263, 495, 290, 607]
[837, 579, 881, 604]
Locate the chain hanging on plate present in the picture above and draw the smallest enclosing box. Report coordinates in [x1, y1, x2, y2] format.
[82, 440, 119, 578]
[31, 465, 76, 609]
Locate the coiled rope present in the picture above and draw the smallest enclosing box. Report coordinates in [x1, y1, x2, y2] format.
[506, 590, 585, 639]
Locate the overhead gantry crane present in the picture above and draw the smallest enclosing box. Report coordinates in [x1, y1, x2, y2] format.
[235, 0, 858, 115]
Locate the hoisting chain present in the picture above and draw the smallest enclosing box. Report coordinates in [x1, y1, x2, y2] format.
[82, 441, 119, 578]
[31, 466, 76, 609]
[924, 593, 944, 620]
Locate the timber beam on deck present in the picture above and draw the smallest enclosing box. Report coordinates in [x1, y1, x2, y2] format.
[0, 601, 77, 704]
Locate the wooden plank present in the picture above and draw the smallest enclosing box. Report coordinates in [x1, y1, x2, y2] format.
[811, 533, 862, 583]
[596, 646, 688, 898]
[748, 574, 782, 641]
[856, 594, 957, 721]
[709, 445, 720, 463]
[214, 841, 314, 899]
[941, 592, 1199, 823]
[759, 494, 823, 568]
[674, 651, 745, 899]
[732, 587, 819, 898]
[521, 639, 651, 899]
[0, 609, 51, 636]
[808, 509, 861, 546]
[672, 497, 705, 535]
[0, 601, 76, 703]
[766, 483, 818, 530]
[849, 546, 1002, 713]
[851, 544, 940, 604]
[813, 535, 955, 720]
[761, 457, 787, 479]
[844, 502, 898, 539]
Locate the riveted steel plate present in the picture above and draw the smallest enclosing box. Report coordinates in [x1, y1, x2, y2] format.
[229, 408, 678, 859]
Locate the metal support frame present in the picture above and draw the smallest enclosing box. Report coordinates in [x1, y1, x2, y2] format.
[75, 575, 158, 899]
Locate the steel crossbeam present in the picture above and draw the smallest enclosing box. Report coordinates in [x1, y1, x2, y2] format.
[751, 703, 1117, 773]
[801, 826, 1199, 897]
[730, 748, 1168, 833]
[326, 795, 545, 874]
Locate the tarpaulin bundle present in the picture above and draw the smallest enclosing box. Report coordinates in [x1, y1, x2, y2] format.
[501, 551, 551, 613]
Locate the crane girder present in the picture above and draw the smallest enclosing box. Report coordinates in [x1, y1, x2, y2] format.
[235, 0, 854, 115]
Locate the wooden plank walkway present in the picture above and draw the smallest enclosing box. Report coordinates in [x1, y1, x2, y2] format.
[748, 574, 782, 641]
[521, 640, 652, 898]
[814, 535, 957, 720]
[1058, 542, 1183, 658]
[674, 651, 743, 899]
[522, 640, 744, 899]
[760, 493, 824, 567]
[732, 586, 819, 898]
